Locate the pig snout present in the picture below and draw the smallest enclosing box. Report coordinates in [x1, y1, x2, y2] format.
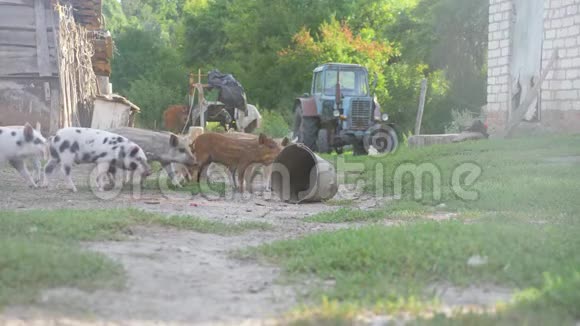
[141, 163, 153, 177]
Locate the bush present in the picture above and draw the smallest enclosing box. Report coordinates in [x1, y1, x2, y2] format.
[255, 109, 291, 138]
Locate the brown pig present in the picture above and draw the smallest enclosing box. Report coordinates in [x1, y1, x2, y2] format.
[222, 132, 291, 189]
[191, 132, 287, 192]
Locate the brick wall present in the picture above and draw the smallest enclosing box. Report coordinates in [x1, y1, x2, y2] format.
[542, 0, 580, 115]
[486, 0, 580, 134]
[486, 0, 513, 133]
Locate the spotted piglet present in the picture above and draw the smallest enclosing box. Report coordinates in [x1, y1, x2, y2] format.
[42, 128, 152, 192]
[0, 123, 47, 188]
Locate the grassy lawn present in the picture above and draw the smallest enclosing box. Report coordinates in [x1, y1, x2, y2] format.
[255, 135, 580, 324]
[0, 209, 271, 308]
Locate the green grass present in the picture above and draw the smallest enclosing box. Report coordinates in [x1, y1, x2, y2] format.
[255, 135, 580, 324]
[0, 209, 272, 308]
[305, 201, 432, 223]
[349, 135, 580, 215]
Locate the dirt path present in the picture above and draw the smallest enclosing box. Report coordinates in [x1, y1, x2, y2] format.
[3, 227, 295, 325]
[0, 165, 511, 325]
[0, 165, 376, 325]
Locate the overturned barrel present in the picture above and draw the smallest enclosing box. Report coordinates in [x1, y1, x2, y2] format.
[270, 144, 338, 203]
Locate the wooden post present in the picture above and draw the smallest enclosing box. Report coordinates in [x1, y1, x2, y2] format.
[34, 0, 51, 77]
[414, 78, 428, 135]
[49, 84, 60, 134]
[96, 76, 110, 95]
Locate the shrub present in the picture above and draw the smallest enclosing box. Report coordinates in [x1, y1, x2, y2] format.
[255, 109, 291, 138]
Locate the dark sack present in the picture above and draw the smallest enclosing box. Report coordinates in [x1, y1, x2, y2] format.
[208, 69, 248, 114]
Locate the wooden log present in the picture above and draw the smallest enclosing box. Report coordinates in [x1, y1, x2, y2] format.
[92, 60, 111, 76]
[108, 127, 193, 166]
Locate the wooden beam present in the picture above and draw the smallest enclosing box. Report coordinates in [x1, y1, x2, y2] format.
[34, 0, 51, 76]
[414, 78, 428, 135]
[505, 50, 559, 137]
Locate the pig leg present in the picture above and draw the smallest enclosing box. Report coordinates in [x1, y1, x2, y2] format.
[264, 164, 273, 191]
[60, 163, 77, 193]
[237, 163, 251, 193]
[229, 167, 238, 189]
[42, 158, 60, 188]
[9, 159, 38, 188]
[31, 158, 42, 184]
[94, 162, 110, 191]
[163, 163, 182, 188]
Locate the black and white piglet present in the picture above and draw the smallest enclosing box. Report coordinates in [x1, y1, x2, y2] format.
[42, 127, 152, 192]
[0, 123, 47, 187]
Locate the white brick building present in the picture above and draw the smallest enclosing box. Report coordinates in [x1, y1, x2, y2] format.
[486, 0, 580, 134]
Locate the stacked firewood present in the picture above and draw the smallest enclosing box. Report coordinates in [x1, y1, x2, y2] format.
[69, 0, 102, 30]
[90, 30, 113, 77]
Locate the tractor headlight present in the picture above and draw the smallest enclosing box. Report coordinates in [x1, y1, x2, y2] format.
[333, 110, 340, 118]
[382, 113, 389, 122]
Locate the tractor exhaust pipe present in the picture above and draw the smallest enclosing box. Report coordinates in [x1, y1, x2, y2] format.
[270, 144, 338, 203]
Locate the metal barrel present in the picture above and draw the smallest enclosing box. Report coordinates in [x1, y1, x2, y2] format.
[270, 143, 338, 203]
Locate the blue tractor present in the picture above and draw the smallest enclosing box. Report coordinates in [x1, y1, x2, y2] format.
[292, 63, 396, 155]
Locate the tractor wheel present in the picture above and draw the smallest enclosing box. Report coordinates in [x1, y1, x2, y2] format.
[301, 117, 319, 151]
[293, 104, 318, 151]
[369, 127, 399, 153]
[293, 104, 303, 142]
[317, 129, 331, 154]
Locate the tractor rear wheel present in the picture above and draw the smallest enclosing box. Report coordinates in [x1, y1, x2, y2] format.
[293, 104, 318, 151]
[302, 117, 319, 151]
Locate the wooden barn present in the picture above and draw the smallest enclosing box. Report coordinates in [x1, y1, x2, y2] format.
[0, 0, 138, 135]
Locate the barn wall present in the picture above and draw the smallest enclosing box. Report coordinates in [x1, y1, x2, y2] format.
[0, 0, 60, 135]
[0, 78, 58, 135]
[486, 0, 580, 134]
[0, 0, 59, 77]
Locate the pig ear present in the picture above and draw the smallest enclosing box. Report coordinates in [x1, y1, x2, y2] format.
[169, 134, 179, 147]
[258, 133, 267, 145]
[23, 123, 34, 142]
[129, 146, 140, 157]
[281, 137, 290, 147]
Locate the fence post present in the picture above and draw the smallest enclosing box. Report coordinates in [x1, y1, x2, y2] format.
[414, 78, 428, 135]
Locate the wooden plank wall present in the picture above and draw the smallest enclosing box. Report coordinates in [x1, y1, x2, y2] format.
[0, 0, 58, 76]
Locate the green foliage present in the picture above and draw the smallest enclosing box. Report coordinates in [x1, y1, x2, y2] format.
[255, 110, 291, 138]
[104, 0, 488, 134]
[111, 27, 188, 128]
